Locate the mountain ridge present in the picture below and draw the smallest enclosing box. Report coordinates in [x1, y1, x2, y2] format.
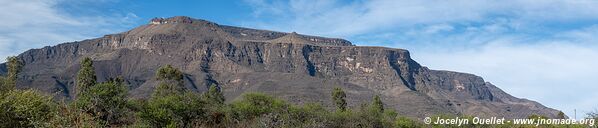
[1, 16, 560, 119]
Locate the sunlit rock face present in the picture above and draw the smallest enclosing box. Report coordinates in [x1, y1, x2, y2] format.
[2, 16, 561, 119]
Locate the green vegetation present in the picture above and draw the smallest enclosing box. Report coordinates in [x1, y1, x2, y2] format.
[0, 90, 58, 127]
[0, 57, 22, 94]
[79, 78, 132, 125]
[139, 65, 205, 127]
[139, 91, 206, 127]
[0, 76, 4, 92]
[152, 64, 185, 97]
[332, 87, 347, 112]
[0, 56, 596, 128]
[372, 95, 384, 113]
[203, 84, 225, 105]
[76, 57, 96, 98]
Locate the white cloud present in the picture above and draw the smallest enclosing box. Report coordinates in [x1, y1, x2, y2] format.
[0, 0, 138, 62]
[419, 24, 454, 34]
[243, 0, 598, 118]
[243, 0, 598, 37]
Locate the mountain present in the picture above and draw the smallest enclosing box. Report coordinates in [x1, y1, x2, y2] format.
[0, 16, 560, 119]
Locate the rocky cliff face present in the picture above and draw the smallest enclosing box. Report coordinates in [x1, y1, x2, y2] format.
[1, 16, 560, 119]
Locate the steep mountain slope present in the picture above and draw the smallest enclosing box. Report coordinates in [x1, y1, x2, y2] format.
[1, 16, 560, 119]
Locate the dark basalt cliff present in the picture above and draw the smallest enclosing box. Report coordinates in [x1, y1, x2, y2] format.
[1, 16, 560, 119]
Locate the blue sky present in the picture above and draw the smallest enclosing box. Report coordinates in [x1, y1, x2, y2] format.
[1, 0, 597, 119]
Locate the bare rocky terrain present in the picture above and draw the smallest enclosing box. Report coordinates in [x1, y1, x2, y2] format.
[0, 16, 561, 119]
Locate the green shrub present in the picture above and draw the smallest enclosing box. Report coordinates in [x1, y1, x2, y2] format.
[140, 91, 206, 127]
[202, 84, 225, 105]
[395, 116, 421, 128]
[0, 90, 58, 127]
[332, 87, 347, 112]
[283, 103, 330, 127]
[152, 65, 184, 97]
[91, 79, 132, 125]
[231, 93, 288, 121]
[50, 102, 102, 127]
[372, 95, 384, 113]
[72, 78, 134, 127]
[200, 85, 229, 127]
[138, 65, 207, 127]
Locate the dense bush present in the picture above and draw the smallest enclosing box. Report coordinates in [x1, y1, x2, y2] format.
[396, 116, 422, 128]
[152, 65, 185, 98]
[139, 91, 206, 127]
[0, 90, 58, 127]
[71, 58, 134, 127]
[231, 93, 288, 121]
[74, 79, 133, 126]
[138, 65, 206, 127]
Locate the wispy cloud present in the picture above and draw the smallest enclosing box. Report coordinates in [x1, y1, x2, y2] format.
[243, 0, 598, 37]
[243, 0, 598, 118]
[0, 0, 138, 62]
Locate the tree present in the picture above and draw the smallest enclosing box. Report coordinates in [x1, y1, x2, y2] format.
[76, 57, 96, 98]
[1, 56, 22, 94]
[202, 84, 225, 105]
[152, 65, 184, 97]
[73, 77, 132, 126]
[86, 78, 131, 125]
[201, 84, 227, 126]
[141, 65, 206, 127]
[156, 65, 183, 82]
[331, 87, 347, 112]
[73, 58, 97, 117]
[372, 95, 384, 113]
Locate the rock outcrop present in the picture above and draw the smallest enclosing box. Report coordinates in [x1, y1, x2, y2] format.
[1, 16, 560, 119]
